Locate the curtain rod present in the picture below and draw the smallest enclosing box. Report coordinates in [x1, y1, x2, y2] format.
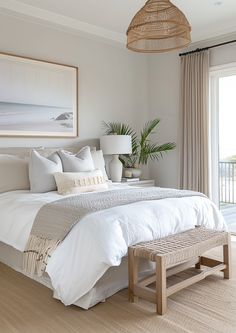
[179, 39, 236, 57]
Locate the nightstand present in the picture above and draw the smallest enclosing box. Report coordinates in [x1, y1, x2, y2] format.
[113, 179, 155, 188]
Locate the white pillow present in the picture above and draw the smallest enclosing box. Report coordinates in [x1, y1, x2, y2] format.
[91, 150, 108, 181]
[54, 170, 108, 195]
[29, 150, 63, 193]
[0, 155, 30, 193]
[58, 146, 95, 172]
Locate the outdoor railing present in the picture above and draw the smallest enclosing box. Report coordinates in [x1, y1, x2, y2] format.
[219, 161, 236, 204]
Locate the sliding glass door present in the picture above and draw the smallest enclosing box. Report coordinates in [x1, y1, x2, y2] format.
[210, 64, 236, 233]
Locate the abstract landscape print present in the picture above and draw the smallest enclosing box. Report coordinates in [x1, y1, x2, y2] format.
[0, 53, 78, 137]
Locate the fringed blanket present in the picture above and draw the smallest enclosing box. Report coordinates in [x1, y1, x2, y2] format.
[23, 187, 205, 276]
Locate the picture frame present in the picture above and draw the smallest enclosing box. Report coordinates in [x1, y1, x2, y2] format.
[0, 52, 78, 137]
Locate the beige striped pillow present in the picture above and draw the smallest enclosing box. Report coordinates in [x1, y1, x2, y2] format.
[54, 169, 108, 195]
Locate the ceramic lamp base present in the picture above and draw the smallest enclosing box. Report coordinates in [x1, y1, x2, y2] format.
[109, 155, 122, 182]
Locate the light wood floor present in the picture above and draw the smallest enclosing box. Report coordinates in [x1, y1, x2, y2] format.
[0, 242, 236, 333]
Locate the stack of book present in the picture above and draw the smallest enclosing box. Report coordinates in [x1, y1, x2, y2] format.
[121, 178, 140, 182]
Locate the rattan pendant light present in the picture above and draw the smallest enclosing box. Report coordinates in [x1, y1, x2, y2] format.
[126, 0, 191, 53]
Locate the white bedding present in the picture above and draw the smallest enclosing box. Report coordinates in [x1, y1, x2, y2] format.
[0, 187, 227, 306]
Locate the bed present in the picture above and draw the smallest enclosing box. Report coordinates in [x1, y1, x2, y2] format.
[0, 185, 227, 309]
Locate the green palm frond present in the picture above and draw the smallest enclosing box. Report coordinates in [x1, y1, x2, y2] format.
[119, 154, 138, 168]
[102, 121, 138, 153]
[139, 142, 176, 165]
[140, 119, 160, 147]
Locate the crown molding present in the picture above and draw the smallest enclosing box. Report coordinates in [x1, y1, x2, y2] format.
[0, 0, 126, 45]
[180, 31, 236, 55]
[192, 27, 236, 45]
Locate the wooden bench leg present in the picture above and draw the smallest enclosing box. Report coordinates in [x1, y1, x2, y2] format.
[156, 257, 167, 315]
[223, 236, 232, 279]
[195, 256, 201, 269]
[128, 248, 139, 303]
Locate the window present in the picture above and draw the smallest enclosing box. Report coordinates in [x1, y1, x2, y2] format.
[210, 63, 236, 233]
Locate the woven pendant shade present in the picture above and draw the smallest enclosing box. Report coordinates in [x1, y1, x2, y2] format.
[127, 0, 191, 53]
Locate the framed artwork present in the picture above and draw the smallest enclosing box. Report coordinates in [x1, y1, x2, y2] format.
[0, 52, 78, 137]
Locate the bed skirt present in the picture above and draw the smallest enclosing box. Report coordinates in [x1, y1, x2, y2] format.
[0, 241, 154, 309]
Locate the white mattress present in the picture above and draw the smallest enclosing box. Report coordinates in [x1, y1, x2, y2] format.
[0, 187, 227, 308]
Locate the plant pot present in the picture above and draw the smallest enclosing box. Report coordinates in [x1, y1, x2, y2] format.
[124, 168, 142, 178]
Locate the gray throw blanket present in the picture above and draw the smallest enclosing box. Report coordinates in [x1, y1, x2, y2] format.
[23, 187, 205, 276]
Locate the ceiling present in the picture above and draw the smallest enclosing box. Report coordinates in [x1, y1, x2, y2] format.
[1, 0, 236, 44]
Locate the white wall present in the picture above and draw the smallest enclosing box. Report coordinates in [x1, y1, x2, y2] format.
[1, 13, 235, 186]
[210, 42, 236, 67]
[148, 35, 236, 189]
[148, 51, 181, 188]
[0, 13, 148, 148]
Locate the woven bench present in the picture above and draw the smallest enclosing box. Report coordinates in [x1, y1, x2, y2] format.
[128, 227, 231, 315]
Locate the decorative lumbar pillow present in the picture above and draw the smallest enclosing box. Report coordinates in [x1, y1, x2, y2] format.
[54, 169, 108, 195]
[91, 150, 108, 181]
[0, 155, 30, 193]
[58, 146, 95, 172]
[29, 150, 63, 193]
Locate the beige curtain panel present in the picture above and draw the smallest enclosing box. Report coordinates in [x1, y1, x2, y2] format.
[180, 50, 210, 196]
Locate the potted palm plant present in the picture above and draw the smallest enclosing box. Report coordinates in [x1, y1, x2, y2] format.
[102, 119, 176, 178]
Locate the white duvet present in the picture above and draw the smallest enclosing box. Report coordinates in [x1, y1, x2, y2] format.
[0, 186, 227, 306]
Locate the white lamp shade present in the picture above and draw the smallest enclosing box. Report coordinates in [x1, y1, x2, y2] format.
[100, 135, 132, 155]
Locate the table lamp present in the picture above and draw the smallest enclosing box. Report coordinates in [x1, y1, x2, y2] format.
[100, 135, 132, 182]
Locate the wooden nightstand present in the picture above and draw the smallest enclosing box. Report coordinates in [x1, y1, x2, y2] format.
[113, 179, 155, 188]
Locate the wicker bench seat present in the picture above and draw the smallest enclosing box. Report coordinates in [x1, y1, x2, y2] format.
[128, 227, 231, 315]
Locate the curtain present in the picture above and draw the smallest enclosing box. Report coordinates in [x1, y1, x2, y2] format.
[180, 50, 210, 196]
